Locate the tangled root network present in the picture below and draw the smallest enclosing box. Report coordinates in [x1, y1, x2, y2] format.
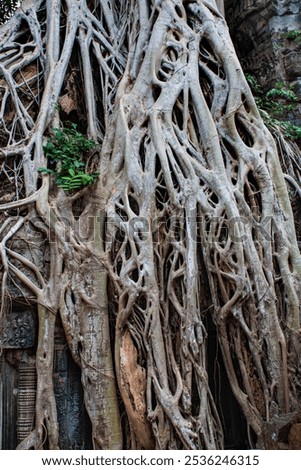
[0, 0, 300, 450]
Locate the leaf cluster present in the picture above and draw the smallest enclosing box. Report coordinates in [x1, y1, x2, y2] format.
[282, 30, 301, 42]
[246, 74, 301, 140]
[39, 124, 99, 191]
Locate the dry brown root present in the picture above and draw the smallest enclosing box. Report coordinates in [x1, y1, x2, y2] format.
[0, 0, 300, 450]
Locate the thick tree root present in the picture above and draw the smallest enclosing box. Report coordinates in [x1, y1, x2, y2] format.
[0, 0, 300, 449]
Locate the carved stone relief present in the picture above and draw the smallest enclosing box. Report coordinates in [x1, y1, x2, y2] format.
[0, 309, 92, 449]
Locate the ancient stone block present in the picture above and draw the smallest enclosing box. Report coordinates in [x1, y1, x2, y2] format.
[0, 310, 36, 349]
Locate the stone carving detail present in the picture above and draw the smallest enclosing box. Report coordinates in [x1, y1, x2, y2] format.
[17, 355, 36, 444]
[1, 311, 92, 449]
[1, 310, 36, 349]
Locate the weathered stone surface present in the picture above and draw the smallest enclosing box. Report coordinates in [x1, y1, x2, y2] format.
[225, 0, 301, 124]
[0, 357, 18, 449]
[0, 310, 36, 349]
[283, 50, 301, 78]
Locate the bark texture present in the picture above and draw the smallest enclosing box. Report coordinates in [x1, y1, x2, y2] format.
[0, 0, 301, 450]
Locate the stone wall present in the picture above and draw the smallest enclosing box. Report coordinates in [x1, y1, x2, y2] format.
[225, 0, 301, 124]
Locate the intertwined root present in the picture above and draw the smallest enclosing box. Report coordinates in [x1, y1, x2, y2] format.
[0, 0, 300, 450]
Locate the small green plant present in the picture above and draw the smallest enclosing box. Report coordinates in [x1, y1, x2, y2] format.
[245, 74, 262, 94]
[282, 30, 301, 42]
[266, 82, 297, 102]
[38, 124, 99, 191]
[245, 74, 301, 140]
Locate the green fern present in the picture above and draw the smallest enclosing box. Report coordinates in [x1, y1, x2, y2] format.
[282, 30, 301, 42]
[246, 75, 301, 140]
[38, 124, 99, 191]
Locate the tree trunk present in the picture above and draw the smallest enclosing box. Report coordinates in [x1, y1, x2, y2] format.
[0, 0, 300, 450]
